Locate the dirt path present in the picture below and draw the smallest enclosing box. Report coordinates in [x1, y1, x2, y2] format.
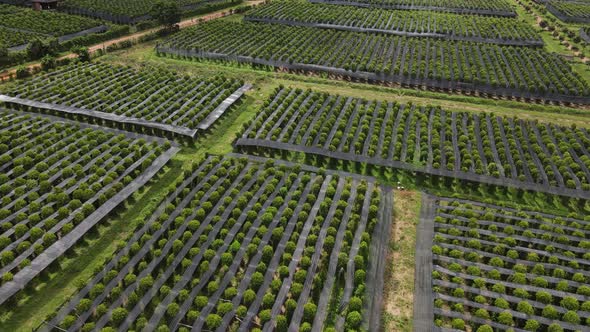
[529, 2, 590, 62]
[0, 0, 264, 81]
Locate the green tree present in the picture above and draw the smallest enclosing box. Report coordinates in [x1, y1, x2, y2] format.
[0, 43, 7, 58]
[71, 46, 90, 62]
[41, 54, 57, 71]
[110, 307, 128, 326]
[150, 1, 181, 30]
[476, 326, 493, 332]
[205, 314, 222, 329]
[346, 311, 362, 328]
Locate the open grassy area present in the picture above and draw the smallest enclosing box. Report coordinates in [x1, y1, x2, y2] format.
[382, 190, 421, 332]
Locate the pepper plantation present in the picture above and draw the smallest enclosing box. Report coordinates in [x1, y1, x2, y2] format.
[0, 0, 589, 331]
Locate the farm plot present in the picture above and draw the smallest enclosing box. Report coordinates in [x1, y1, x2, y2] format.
[417, 195, 590, 331]
[157, 21, 589, 103]
[0, 4, 106, 48]
[0, 27, 44, 49]
[60, 0, 241, 24]
[235, 87, 590, 198]
[245, 1, 542, 46]
[0, 109, 178, 305]
[0, 4, 103, 38]
[0, 62, 250, 138]
[308, 0, 516, 16]
[546, 1, 590, 23]
[41, 155, 393, 332]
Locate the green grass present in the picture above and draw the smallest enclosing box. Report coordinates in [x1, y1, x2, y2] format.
[514, 0, 590, 83]
[382, 190, 421, 332]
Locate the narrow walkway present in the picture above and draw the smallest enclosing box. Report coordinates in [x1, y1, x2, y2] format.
[413, 193, 436, 332]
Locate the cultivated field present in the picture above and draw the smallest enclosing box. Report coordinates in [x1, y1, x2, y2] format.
[42, 155, 392, 332]
[0, 109, 178, 306]
[236, 87, 590, 198]
[417, 195, 590, 331]
[157, 21, 589, 102]
[0, 63, 249, 138]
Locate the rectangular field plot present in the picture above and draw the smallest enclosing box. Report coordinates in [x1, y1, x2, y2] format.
[546, 1, 590, 23]
[0, 4, 106, 48]
[0, 109, 178, 305]
[308, 0, 516, 16]
[245, 1, 542, 46]
[157, 21, 589, 103]
[60, 0, 240, 24]
[235, 87, 590, 198]
[416, 195, 590, 331]
[42, 155, 393, 332]
[0, 62, 250, 138]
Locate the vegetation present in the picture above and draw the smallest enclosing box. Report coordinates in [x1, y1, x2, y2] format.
[308, 0, 516, 15]
[547, 1, 590, 22]
[43, 156, 389, 331]
[0, 110, 171, 304]
[150, 0, 182, 30]
[0, 62, 246, 135]
[158, 21, 588, 101]
[238, 87, 590, 195]
[61, 0, 243, 23]
[246, 1, 540, 44]
[0, 4, 103, 38]
[431, 196, 590, 330]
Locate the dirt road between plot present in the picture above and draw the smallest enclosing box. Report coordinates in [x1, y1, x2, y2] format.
[0, 0, 264, 81]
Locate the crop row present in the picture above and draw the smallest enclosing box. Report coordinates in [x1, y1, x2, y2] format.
[245, 1, 542, 46]
[236, 87, 590, 198]
[546, 1, 590, 23]
[157, 21, 589, 102]
[41, 155, 391, 332]
[60, 0, 240, 24]
[0, 4, 107, 48]
[0, 62, 248, 138]
[0, 109, 177, 305]
[0, 4, 103, 37]
[0, 26, 44, 49]
[423, 196, 590, 331]
[308, 0, 516, 16]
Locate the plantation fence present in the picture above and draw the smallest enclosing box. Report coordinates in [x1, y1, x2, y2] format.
[546, 3, 590, 23]
[0, 145, 179, 305]
[196, 83, 252, 129]
[413, 194, 436, 332]
[157, 48, 590, 104]
[60, 7, 150, 25]
[40, 158, 216, 332]
[243, 17, 544, 47]
[234, 138, 590, 199]
[581, 27, 590, 44]
[362, 186, 393, 332]
[8, 25, 109, 52]
[308, 0, 517, 17]
[61, 0, 238, 24]
[4, 108, 174, 145]
[0, 94, 198, 138]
